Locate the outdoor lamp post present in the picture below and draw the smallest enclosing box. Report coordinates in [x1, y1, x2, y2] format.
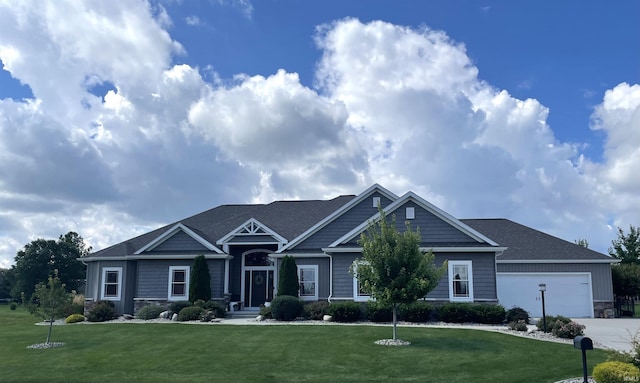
[539, 283, 547, 332]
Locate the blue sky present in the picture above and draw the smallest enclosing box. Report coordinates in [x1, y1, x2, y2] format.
[0, 0, 638, 267]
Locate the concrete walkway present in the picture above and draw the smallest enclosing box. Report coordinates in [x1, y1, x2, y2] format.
[573, 318, 640, 352]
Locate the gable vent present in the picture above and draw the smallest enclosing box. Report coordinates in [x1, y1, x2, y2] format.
[373, 196, 381, 208]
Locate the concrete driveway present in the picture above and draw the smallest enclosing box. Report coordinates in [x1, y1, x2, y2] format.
[573, 318, 640, 352]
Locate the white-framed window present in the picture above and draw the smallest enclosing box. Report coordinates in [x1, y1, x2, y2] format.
[168, 266, 190, 301]
[101, 267, 122, 301]
[406, 207, 415, 219]
[448, 261, 473, 302]
[372, 196, 381, 207]
[297, 265, 318, 301]
[352, 261, 372, 302]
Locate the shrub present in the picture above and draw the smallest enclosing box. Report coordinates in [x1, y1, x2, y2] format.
[508, 320, 528, 331]
[169, 301, 192, 315]
[303, 301, 330, 320]
[177, 306, 206, 321]
[197, 300, 226, 319]
[136, 305, 166, 320]
[86, 300, 116, 322]
[259, 305, 272, 319]
[271, 295, 303, 321]
[474, 305, 506, 324]
[436, 303, 475, 323]
[65, 313, 86, 323]
[536, 315, 571, 333]
[593, 361, 640, 383]
[552, 320, 585, 338]
[9, 302, 17, 310]
[366, 301, 393, 322]
[278, 256, 299, 297]
[63, 302, 85, 317]
[328, 302, 362, 323]
[189, 255, 211, 302]
[401, 302, 434, 323]
[505, 306, 530, 324]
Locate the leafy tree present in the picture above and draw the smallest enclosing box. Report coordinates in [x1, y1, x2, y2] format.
[278, 255, 299, 297]
[610, 226, 640, 264]
[10, 232, 89, 299]
[574, 238, 589, 248]
[189, 255, 211, 302]
[0, 268, 13, 299]
[355, 209, 447, 341]
[27, 272, 72, 345]
[612, 263, 640, 297]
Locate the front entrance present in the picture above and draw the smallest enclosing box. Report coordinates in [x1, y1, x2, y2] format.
[242, 251, 275, 308]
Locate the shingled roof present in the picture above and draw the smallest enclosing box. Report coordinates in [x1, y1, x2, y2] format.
[461, 218, 616, 262]
[91, 195, 355, 258]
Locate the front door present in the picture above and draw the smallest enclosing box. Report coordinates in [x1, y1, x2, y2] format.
[244, 269, 274, 308]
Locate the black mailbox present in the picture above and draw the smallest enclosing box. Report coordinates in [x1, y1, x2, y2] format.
[573, 336, 593, 350]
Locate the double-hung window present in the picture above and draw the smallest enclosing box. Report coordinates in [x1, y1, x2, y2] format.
[168, 266, 190, 301]
[101, 267, 122, 301]
[448, 261, 473, 302]
[297, 265, 318, 301]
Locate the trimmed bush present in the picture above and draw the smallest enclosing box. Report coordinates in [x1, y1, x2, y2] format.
[505, 306, 530, 324]
[436, 303, 475, 323]
[536, 315, 571, 333]
[189, 255, 211, 302]
[328, 302, 362, 323]
[552, 320, 585, 338]
[366, 301, 393, 322]
[195, 300, 226, 319]
[474, 304, 506, 324]
[136, 305, 166, 320]
[9, 302, 17, 310]
[65, 313, 86, 323]
[303, 301, 330, 320]
[169, 301, 192, 315]
[278, 256, 299, 297]
[593, 361, 640, 383]
[177, 306, 206, 321]
[259, 305, 272, 319]
[271, 295, 303, 321]
[508, 320, 528, 331]
[401, 302, 434, 323]
[86, 300, 116, 322]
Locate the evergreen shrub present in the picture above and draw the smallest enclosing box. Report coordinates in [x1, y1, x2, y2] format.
[194, 300, 226, 319]
[436, 303, 475, 323]
[177, 306, 206, 321]
[505, 306, 530, 324]
[474, 304, 506, 324]
[169, 301, 192, 315]
[86, 300, 116, 322]
[278, 256, 299, 297]
[401, 302, 433, 323]
[189, 255, 211, 302]
[9, 302, 17, 310]
[328, 302, 362, 322]
[365, 301, 393, 322]
[271, 295, 303, 321]
[136, 305, 166, 320]
[303, 301, 329, 320]
[259, 305, 272, 319]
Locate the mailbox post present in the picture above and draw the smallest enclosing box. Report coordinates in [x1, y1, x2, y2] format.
[573, 336, 593, 383]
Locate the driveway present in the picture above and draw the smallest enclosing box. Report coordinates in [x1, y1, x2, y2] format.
[573, 318, 640, 352]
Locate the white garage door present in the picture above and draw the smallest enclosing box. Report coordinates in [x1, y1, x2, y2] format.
[497, 273, 593, 318]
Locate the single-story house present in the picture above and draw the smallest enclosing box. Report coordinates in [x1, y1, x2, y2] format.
[81, 184, 616, 318]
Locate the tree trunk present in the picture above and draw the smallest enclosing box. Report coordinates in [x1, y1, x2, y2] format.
[392, 304, 397, 341]
[46, 318, 53, 344]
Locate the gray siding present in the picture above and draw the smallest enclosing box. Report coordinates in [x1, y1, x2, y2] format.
[497, 263, 613, 301]
[85, 262, 101, 301]
[148, 231, 209, 253]
[208, 260, 225, 299]
[296, 192, 394, 250]
[90, 260, 131, 315]
[136, 259, 225, 300]
[331, 252, 497, 302]
[346, 201, 479, 246]
[290, 257, 331, 300]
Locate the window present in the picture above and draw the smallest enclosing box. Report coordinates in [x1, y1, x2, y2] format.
[297, 265, 318, 301]
[168, 266, 190, 301]
[448, 261, 473, 302]
[372, 197, 381, 207]
[352, 262, 371, 302]
[101, 267, 122, 301]
[406, 207, 415, 219]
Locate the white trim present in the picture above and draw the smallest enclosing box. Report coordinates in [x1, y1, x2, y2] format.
[351, 261, 371, 302]
[448, 261, 474, 302]
[329, 192, 500, 247]
[81, 254, 232, 262]
[373, 196, 381, 207]
[321, 246, 506, 253]
[277, 184, 399, 253]
[168, 266, 190, 301]
[224, 259, 230, 295]
[497, 259, 618, 264]
[216, 218, 288, 246]
[134, 223, 223, 254]
[297, 265, 319, 301]
[101, 267, 122, 301]
[270, 253, 329, 258]
[241, 249, 275, 307]
[406, 207, 415, 220]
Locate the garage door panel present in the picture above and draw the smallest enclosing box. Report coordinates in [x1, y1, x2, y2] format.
[497, 273, 592, 318]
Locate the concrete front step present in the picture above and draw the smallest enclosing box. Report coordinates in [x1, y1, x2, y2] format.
[227, 311, 260, 319]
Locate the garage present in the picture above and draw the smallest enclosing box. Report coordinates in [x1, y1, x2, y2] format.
[497, 273, 593, 318]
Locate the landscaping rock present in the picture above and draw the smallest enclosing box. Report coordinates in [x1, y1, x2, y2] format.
[375, 339, 411, 346]
[171, 313, 178, 321]
[323, 315, 332, 321]
[159, 311, 169, 319]
[122, 314, 134, 320]
[256, 315, 264, 321]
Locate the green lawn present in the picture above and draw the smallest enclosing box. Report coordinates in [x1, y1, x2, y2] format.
[0, 305, 607, 383]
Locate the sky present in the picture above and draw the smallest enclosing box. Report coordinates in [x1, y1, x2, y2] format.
[0, 0, 638, 268]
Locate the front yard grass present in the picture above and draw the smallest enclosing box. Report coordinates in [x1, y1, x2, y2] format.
[1, 305, 606, 383]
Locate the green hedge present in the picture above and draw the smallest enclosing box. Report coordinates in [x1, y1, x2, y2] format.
[328, 302, 362, 322]
[271, 295, 303, 321]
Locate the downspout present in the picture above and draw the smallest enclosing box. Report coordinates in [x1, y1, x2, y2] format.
[327, 253, 333, 303]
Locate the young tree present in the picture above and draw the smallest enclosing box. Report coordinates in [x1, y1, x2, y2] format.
[612, 263, 640, 298]
[609, 226, 640, 264]
[27, 272, 71, 345]
[11, 232, 89, 299]
[355, 209, 447, 341]
[189, 255, 211, 302]
[278, 256, 299, 297]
